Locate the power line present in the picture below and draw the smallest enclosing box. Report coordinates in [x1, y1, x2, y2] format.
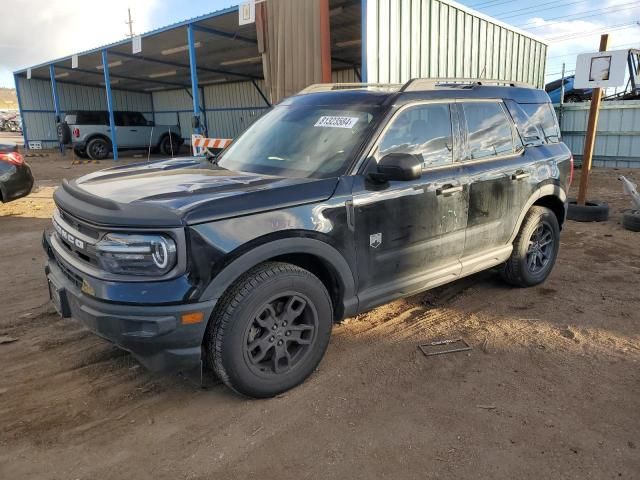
[497, 0, 597, 20]
[544, 22, 640, 42]
[547, 41, 640, 60]
[516, 2, 640, 30]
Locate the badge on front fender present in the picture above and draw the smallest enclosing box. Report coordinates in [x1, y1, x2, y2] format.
[370, 233, 382, 249]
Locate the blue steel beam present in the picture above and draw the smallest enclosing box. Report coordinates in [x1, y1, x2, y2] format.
[191, 24, 257, 45]
[108, 51, 262, 80]
[13, 74, 28, 149]
[49, 65, 64, 154]
[101, 50, 119, 160]
[187, 24, 201, 135]
[54, 65, 190, 88]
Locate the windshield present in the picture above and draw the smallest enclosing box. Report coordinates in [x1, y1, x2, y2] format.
[217, 104, 381, 178]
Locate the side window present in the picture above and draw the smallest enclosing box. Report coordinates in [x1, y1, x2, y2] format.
[114, 112, 127, 127]
[504, 99, 544, 146]
[129, 112, 148, 126]
[520, 103, 561, 143]
[378, 103, 453, 168]
[462, 102, 515, 160]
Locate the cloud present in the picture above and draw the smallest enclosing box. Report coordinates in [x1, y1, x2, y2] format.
[524, 6, 640, 80]
[0, 0, 158, 87]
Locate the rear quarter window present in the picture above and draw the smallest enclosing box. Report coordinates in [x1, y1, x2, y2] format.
[519, 103, 561, 144]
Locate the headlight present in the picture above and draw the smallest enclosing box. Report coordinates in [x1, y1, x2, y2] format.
[95, 233, 177, 276]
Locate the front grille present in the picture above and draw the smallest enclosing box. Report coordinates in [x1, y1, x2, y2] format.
[58, 209, 101, 240]
[52, 209, 101, 268]
[56, 255, 83, 288]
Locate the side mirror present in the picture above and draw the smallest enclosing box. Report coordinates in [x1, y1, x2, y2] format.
[370, 153, 422, 182]
[147, 120, 155, 127]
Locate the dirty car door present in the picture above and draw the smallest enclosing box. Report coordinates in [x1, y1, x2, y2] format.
[458, 101, 531, 257]
[353, 102, 468, 310]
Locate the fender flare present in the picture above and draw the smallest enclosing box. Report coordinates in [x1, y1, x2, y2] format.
[508, 183, 567, 244]
[199, 236, 358, 316]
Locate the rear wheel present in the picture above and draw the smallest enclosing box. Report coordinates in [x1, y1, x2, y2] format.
[86, 137, 110, 160]
[501, 206, 560, 287]
[160, 135, 179, 156]
[205, 262, 333, 398]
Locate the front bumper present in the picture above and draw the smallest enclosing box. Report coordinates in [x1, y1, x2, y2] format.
[43, 233, 216, 373]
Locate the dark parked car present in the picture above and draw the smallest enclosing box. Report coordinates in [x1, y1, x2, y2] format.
[545, 75, 592, 103]
[0, 143, 33, 203]
[43, 79, 572, 398]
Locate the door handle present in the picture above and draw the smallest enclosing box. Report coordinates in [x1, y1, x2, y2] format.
[436, 185, 463, 196]
[130, 129, 138, 132]
[512, 171, 530, 181]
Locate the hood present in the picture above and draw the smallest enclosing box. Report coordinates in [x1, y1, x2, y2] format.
[54, 157, 339, 227]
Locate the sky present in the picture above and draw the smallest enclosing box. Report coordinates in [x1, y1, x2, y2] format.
[1, 0, 639, 89]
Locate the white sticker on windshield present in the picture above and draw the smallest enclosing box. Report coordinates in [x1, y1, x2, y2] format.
[314, 116, 359, 129]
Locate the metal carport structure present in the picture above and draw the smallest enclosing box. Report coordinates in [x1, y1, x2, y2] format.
[13, 0, 546, 159]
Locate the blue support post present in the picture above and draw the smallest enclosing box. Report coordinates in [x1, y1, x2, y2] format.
[49, 65, 64, 155]
[361, 0, 368, 83]
[187, 24, 201, 135]
[101, 49, 119, 160]
[13, 73, 28, 149]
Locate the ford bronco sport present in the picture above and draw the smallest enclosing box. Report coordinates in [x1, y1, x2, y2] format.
[43, 79, 572, 398]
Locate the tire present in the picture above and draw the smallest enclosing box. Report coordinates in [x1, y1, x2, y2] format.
[622, 210, 640, 232]
[205, 262, 333, 398]
[160, 135, 179, 156]
[567, 199, 609, 222]
[501, 206, 561, 287]
[86, 137, 110, 160]
[57, 122, 71, 145]
[73, 147, 88, 159]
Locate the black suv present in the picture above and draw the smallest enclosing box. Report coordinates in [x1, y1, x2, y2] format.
[43, 79, 572, 398]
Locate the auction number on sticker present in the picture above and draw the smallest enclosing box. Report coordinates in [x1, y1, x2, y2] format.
[314, 116, 359, 129]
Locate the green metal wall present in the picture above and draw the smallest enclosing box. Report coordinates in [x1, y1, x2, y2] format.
[364, 0, 547, 87]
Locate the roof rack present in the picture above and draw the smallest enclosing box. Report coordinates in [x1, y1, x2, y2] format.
[401, 78, 534, 91]
[298, 83, 402, 94]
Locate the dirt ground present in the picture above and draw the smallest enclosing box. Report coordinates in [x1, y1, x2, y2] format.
[1, 152, 639, 480]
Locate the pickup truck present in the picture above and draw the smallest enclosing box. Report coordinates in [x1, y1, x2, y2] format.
[57, 110, 183, 160]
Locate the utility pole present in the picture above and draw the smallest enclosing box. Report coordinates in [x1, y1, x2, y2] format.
[577, 34, 609, 205]
[558, 62, 566, 129]
[125, 8, 134, 38]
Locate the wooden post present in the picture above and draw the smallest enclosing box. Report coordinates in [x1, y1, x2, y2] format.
[319, 0, 332, 83]
[577, 34, 609, 205]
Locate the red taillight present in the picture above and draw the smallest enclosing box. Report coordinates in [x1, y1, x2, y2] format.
[73, 128, 80, 138]
[0, 151, 24, 166]
[569, 154, 574, 187]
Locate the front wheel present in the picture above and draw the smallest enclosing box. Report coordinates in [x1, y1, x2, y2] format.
[501, 206, 560, 287]
[205, 262, 333, 398]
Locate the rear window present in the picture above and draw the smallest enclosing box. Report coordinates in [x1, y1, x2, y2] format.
[519, 103, 561, 144]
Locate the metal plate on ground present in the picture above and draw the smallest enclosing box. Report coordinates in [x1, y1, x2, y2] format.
[418, 338, 472, 357]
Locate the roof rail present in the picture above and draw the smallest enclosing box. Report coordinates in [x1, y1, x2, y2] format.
[298, 83, 402, 94]
[400, 78, 534, 91]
